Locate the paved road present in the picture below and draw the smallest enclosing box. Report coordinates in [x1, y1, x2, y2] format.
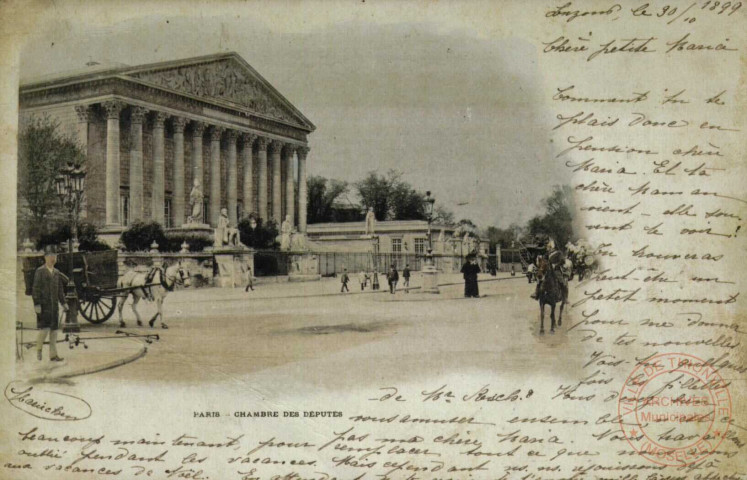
[23, 272, 575, 390]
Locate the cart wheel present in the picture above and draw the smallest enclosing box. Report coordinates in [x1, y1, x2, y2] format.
[79, 296, 116, 324]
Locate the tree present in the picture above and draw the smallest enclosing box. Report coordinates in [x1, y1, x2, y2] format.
[355, 169, 428, 221]
[433, 205, 455, 225]
[484, 226, 517, 252]
[306, 175, 349, 224]
[526, 185, 574, 248]
[18, 116, 85, 241]
[456, 218, 479, 235]
[390, 182, 426, 221]
[355, 170, 396, 221]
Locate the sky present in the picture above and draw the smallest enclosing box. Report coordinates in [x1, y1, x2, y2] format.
[18, 1, 564, 229]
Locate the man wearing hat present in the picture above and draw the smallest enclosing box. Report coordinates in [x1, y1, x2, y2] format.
[32, 245, 68, 361]
[387, 264, 399, 294]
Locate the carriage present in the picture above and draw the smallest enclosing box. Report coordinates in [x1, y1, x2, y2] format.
[22, 249, 122, 324]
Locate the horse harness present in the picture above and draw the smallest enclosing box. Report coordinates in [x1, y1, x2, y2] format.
[142, 266, 184, 296]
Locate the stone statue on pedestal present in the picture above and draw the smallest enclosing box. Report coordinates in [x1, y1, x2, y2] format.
[188, 179, 204, 224]
[364, 207, 376, 235]
[290, 226, 307, 252]
[215, 207, 240, 247]
[280, 215, 292, 251]
[462, 232, 472, 255]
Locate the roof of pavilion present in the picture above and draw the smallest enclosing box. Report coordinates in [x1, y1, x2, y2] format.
[20, 52, 315, 133]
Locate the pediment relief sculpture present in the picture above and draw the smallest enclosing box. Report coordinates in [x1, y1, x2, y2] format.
[129, 59, 298, 124]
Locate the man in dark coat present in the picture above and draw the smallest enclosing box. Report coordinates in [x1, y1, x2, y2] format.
[387, 264, 399, 294]
[461, 255, 481, 298]
[32, 245, 68, 361]
[340, 269, 350, 293]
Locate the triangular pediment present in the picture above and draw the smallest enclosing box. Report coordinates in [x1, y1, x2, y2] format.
[124, 53, 313, 130]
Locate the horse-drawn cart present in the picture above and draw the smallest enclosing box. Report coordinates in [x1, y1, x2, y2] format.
[22, 249, 121, 324]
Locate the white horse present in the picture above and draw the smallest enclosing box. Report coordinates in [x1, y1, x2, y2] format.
[117, 262, 191, 329]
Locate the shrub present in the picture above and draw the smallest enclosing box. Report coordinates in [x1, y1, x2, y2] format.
[120, 221, 167, 252]
[237, 217, 279, 250]
[36, 222, 109, 252]
[77, 222, 110, 251]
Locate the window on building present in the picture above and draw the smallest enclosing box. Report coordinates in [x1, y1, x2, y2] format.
[164, 197, 172, 228]
[120, 193, 129, 226]
[203, 198, 209, 224]
[414, 237, 426, 254]
[391, 238, 402, 253]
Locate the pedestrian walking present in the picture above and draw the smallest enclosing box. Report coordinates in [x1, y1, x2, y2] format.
[402, 264, 411, 293]
[461, 255, 481, 298]
[340, 269, 350, 293]
[358, 271, 368, 291]
[32, 245, 67, 362]
[372, 270, 380, 290]
[388, 264, 399, 294]
[244, 267, 255, 292]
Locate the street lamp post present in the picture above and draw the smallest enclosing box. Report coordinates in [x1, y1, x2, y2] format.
[421, 191, 439, 294]
[54, 162, 86, 333]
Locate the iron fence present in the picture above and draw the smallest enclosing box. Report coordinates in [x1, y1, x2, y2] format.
[251, 251, 499, 277]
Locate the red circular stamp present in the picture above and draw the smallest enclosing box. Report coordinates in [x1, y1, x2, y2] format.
[618, 352, 732, 466]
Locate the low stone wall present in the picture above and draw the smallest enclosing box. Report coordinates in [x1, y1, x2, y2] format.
[118, 251, 217, 288]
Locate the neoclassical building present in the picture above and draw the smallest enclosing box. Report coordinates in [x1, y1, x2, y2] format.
[19, 52, 314, 240]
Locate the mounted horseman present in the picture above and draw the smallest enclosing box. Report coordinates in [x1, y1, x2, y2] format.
[532, 238, 569, 334]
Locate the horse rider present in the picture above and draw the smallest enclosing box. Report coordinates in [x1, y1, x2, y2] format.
[532, 239, 568, 299]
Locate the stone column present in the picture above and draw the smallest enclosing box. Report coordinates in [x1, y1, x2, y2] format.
[151, 112, 167, 225]
[256, 137, 269, 221]
[74, 105, 92, 218]
[225, 130, 239, 225]
[297, 146, 309, 233]
[209, 126, 224, 227]
[74, 105, 91, 156]
[192, 121, 206, 187]
[172, 117, 187, 226]
[241, 133, 256, 218]
[103, 100, 124, 226]
[269, 141, 283, 224]
[283, 145, 297, 226]
[129, 106, 148, 222]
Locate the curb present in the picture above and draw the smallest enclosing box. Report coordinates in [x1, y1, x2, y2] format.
[28, 340, 147, 382]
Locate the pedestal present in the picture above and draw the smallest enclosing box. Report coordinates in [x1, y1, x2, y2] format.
[213, 248, 254, 288]
[288, 253, 321, 282]
[63, 283, 81, 333]
[421, 257, 440, 294]
[180, 222, 212, 231]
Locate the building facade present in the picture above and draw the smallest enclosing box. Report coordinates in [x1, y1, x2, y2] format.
[307, 220, 489, 256]
[19, 52, 314, 241]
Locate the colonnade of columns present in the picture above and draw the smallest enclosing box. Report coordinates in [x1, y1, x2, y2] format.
[86, 101, 309, 231]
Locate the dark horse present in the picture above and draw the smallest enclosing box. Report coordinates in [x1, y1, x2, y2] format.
[536, 263, 568, 334]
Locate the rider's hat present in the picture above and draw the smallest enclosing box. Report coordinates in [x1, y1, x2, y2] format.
[43, 245, 58, 257]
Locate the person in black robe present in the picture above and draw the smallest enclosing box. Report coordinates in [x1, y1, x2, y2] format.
[461, 256, 481, 298]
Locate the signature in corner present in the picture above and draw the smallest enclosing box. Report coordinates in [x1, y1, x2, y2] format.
[4, 382, 92, 421]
